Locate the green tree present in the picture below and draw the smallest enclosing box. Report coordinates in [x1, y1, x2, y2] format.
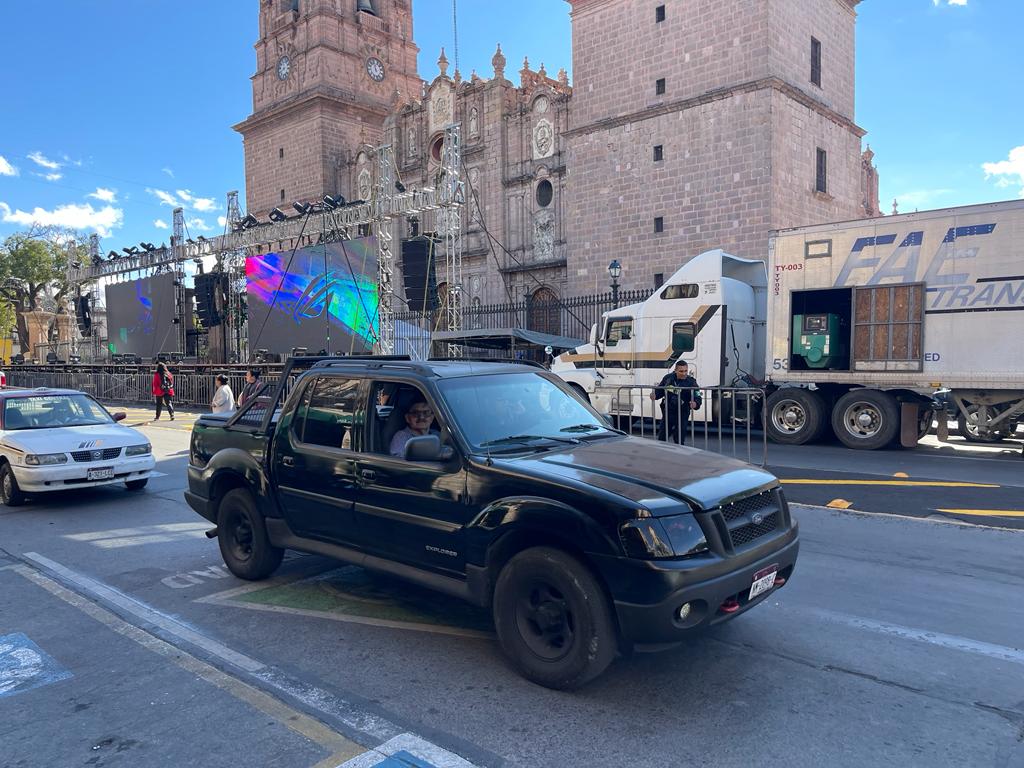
[0, 226, 89, 352]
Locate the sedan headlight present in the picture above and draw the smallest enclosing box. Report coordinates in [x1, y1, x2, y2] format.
[125, 444, 152, 456]
[24, 453, 68, 466]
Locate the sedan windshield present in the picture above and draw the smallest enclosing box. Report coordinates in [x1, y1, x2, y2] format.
[4, 395, 114, 430]
[438, 372, 615, 451]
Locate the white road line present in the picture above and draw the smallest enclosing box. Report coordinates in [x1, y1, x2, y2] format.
[22, 552, 265, 673]
[810, 608, 1024, 666]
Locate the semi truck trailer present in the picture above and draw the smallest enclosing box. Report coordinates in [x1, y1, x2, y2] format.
[551, 199, 1024, 450]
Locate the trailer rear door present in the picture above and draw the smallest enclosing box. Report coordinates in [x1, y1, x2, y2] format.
[852, 283, 925, 372]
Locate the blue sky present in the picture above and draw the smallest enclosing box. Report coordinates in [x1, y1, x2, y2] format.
[0, 0, 1021, 251]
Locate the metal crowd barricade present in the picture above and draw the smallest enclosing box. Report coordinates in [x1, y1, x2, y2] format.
[613, 385, 767, 467]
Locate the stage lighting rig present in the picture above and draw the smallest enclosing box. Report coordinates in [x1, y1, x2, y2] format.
[323, 194, 346, 210]
[241, 214, 259, 228]
[268, 207, 288, 222]
[395, 181, 406, 193]
[123, 246, 139, 256]
[292, 201, 312, 216]
[141, 242, 156, 252]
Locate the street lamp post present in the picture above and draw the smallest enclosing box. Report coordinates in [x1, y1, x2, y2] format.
[608, 259, 622, 307]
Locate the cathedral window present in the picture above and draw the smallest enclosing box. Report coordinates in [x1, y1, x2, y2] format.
[655, 5, 665, 23]
[811, 37, 822, 87]
[653, 145, 664, 162]
[536, 180, 553, 208]
[815, 148, 828, 194]
[279, 147, 284, 159]
[654, 216, 665, 233]
[655, 78, 666, 96]
[280, 189, 286, 201]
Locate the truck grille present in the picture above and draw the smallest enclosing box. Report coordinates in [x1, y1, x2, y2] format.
[716, 489, 783, 550]
[70, 447, 122, 463]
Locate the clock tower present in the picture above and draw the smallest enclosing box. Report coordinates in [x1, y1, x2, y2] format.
[235, 0, 421, 217]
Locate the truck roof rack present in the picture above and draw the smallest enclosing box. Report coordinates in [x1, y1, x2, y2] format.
[427, 357, 547, 369]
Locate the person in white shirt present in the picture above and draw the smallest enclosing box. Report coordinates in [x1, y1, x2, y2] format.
[211, 375, 235, 414]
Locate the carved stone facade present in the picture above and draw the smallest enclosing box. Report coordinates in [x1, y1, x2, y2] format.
[239, 0, 880, 310]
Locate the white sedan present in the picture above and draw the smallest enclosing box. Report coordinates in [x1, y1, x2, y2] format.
[0, 388, 156, 506]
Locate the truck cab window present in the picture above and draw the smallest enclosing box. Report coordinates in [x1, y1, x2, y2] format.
[605, 318, 633, 346]
[672, 322, 696, 354]
[661, 283, 699, 300]
[300, 377, 361, 450]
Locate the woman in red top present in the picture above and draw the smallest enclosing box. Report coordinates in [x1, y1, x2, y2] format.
[152, 362, 175, 421]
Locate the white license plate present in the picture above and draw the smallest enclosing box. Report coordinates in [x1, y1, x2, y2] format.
[87, 467, 115, 481]
[748, 565, 778, 601]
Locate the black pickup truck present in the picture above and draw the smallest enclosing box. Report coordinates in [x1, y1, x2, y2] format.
[185, 357, 798, 689]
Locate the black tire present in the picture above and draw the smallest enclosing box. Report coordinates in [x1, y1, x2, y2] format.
[492, 547, 616, 690]
[125, 479, 148, 491]
[217, 488, 283, 580]
[765, 389, 827, 445]
[917, 409, 935, 441]
[957, 404, 1006, 443]
[832, 389, 899, 450]
[0, 462, 26, 507]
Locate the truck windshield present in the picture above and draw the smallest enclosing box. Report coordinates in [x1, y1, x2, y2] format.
[438, 373, 616, 451]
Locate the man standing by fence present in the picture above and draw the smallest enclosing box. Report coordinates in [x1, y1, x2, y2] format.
[650, 360, 701, 445]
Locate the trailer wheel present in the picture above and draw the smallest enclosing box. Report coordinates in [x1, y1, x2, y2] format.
[957, 404, 1006, 443]
[832, 390, 899, 450]
[765, 389, 826, 445]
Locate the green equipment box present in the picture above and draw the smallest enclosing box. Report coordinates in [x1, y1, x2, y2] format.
[792, 313, 845, 369]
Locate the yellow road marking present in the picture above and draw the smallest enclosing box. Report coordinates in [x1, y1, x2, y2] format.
[937, 509, 1024, 518]
[12, 564, 364, 761]
[781, 479, 999, 488]
[826, 499, 853, 509]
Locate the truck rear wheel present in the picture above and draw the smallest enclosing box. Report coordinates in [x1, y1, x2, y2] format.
[765, 389, 827, 445]
[217, 488, 283, 580]
[832, 390, 899, 450]
[957, 404, 1006, 443]
[492, 547, 616, 690]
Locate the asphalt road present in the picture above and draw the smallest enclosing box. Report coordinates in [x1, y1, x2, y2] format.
[2, 418, 1022, 767]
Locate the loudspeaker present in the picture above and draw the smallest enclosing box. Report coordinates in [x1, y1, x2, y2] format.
[195, 273, 225, 327]
[75, 295, 92, 336]
[401, 236, 438, 314]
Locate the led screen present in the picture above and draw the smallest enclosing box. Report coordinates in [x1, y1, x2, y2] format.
[104, 272, 180, 358]
[246, 238, 379, 355]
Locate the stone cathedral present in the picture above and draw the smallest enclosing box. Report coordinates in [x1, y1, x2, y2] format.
[237, 0, 879, 318]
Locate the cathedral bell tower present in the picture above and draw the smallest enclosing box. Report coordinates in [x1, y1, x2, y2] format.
[235, 0, 420, 217]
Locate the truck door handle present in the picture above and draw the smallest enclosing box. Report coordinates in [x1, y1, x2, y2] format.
[360, 469, 376, 482]
[282, 455, 295, 467]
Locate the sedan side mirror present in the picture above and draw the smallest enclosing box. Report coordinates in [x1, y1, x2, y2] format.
[112, 412, 127, 422]
[404, 434, 454, 462]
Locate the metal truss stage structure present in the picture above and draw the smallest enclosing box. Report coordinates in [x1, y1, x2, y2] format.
[70, 127, 465, 360]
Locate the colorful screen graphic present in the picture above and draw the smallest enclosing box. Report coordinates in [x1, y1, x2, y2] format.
[246, 239, 379, 355]
[104, 272, 180, 357]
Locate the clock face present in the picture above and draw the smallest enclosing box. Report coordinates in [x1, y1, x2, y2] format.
[366, 57, 385, 82]
[277, 56, 291, 80]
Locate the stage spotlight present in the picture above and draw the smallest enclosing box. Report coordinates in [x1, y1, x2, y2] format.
[196, 235, 206, 242]
[242, 214, 259, 228]
[107, 251, 118, 259]
[141, 242, 155, 252]
[70, 260, 82, 269]
[292, 201, 312, 216]
[269, 207, 288, 222]
[123, 246, 139, 256]
[323, 194, 346, 210]
[395, 181, 406, 193]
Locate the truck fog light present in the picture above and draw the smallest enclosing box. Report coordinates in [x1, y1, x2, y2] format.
[677, 602, 692, 621]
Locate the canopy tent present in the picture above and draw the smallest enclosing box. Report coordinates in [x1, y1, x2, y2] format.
[431, 328, 584, 353]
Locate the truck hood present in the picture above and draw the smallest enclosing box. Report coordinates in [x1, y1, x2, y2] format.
[503, 436, 777, 514]
[1, 424, 147, 453]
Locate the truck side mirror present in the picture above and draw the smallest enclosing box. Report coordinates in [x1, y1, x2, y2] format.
[589, 324, 599, 346]
[404, 434, 454, 462]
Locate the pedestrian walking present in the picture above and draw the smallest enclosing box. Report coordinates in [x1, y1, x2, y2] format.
[238, 368, 261, 407]
[152, 362, 175, 421]
[650, 360, 702, 445]
[211, 375, 235, 414]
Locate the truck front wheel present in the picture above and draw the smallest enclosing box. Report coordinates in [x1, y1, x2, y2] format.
[832, 390, 899, 450]
[217, 488, 284, 580]
[492, 547, 616, 690]
[765, 389, 827, 445]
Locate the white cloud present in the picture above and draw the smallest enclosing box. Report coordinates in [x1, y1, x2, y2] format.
[0, 156, 17, 176]
[43, 173, 62, 182]
[27, 151, 61, 170]
[176, 189, 194, 204]
[0, 201, 124, 237]
[192, 197, 218, 212]
[933, 0, 967, 5]
[217, 216, 227, 228]
[88, 187, 118, 203]
[162, 167, 175, 178]
[983, 145, 1024, 198]
[154, 219, 169, 229]
[147, 187, 180, 207]
[187, 217, 213, 231]
[893, 188, 954, 210]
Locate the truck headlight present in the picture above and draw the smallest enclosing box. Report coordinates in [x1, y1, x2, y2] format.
[620, 515, 709, 559]
[25, 453, 68, 466]
[660, 514, 710, 557]
[125, 444, 151, 456]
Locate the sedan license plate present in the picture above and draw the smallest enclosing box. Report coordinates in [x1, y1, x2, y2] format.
[748, 564, 778, 601]
[87, 467, 115, 481]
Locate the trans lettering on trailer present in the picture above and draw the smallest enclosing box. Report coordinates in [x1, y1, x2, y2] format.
[832, 224, 1024, 313]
